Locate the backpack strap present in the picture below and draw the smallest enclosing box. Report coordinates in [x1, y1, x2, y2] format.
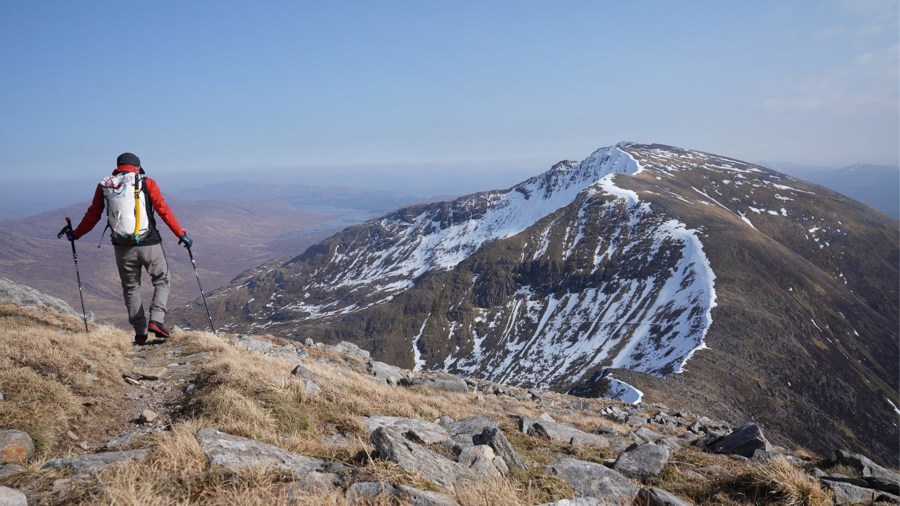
[133, 173, 142, 244]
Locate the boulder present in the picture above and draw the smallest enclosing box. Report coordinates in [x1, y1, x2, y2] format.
[445, 414, 501, 442]
[368, 361, 403, 386]
[822, 479, 900, 505]
[0, 431, 34, 464]
[235, 335, 273, 354]
[345, 482, 458, 506]
[0, 464, 23, 479]
[473, 427, 526, 471]
[302, 379, 321, 395]
[283, 472, 340, 496]
[0, 486, 27, 506]
[458, 445, 503, 478]
[346, 482, 397, 502]
[401, 375, 469, 394]
[636, 487, 693, 506]
[832, 449, 900, 485]
[196, 429, 327, 478]
[632, 427, 665, 443]
[327, 341, 370, 359]
[711, 423, 771, 458]
[362, 416, 450, 445]
[395, 484, 459, 506]
[613, 443, 670, 479]
[523, 418, 610, 448]
[43, 449, 150, 477]
[545, 458, 639, 504]
[370, 427, 478, 492]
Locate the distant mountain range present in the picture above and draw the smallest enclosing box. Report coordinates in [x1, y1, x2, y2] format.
[174, 142, 899, 465]
[760, 161, 899, 218]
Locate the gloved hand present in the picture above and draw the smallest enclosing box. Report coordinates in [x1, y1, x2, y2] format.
[178, 233, 193, 249]
[65, 229, 76, 241]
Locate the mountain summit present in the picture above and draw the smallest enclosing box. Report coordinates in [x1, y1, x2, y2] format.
[174, 143, 899, 464]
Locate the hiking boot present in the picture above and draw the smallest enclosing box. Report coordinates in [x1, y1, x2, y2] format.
[148, 321, 170, 339]
[134, 334, 148, 345]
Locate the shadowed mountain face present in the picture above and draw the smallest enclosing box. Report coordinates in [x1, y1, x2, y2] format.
[173, 143, 899, 465]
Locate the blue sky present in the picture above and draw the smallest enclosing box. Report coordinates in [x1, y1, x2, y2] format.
[0, 0, 897, 190]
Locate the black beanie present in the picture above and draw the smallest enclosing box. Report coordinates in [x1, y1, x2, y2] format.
[116, 152, 141, 167]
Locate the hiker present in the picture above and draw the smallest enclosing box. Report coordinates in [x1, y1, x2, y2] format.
[65, 152, 193, 345]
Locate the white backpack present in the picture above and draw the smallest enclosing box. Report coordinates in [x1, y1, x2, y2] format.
[100, 172, 150, 242]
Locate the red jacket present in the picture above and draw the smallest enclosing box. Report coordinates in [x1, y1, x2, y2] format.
[73, 165, 186, 241]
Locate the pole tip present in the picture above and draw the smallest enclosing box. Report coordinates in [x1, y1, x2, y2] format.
[66, 217, 72, 223]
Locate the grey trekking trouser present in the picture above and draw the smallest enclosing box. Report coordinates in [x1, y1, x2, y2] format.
[114, 243, 170, 334]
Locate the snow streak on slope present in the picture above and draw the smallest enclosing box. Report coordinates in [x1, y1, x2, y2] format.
[282, 146, 642, 316]
[448, 167, 718, 391]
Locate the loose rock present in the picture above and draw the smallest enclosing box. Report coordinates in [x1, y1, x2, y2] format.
[0, 486, 27, 506]
[636, 487, 693, 506]
[43, 449, 150, 477]
[140, 409, 158, 424]
[0, 430, 34, 464]
[131, 366, 168, 380]
[0, 464, 23, 479]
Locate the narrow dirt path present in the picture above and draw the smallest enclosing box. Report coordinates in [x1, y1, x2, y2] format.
[71, 335, 203, 452]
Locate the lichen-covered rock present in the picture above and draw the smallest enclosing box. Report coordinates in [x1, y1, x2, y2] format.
[370, 427, 478, 492]
[401, 375, 469, 393]
[368, 361, 403, 385]
[473, 427, 526, 471]
[613, 443, 670, 479]
[43, 449, 150, 477]
[362, 416, 450, 445]
[458, 445, 503, 478]
[445, 414, 501, 443]
[521, 417, 610, 448]
[546, 458, 639, 504]
[328, 341, 370, 359]
[196, 429, 328, 478]
[0, 431, 33, 465]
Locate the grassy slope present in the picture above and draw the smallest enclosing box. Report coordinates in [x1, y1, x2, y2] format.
[0, 304, 838, 505]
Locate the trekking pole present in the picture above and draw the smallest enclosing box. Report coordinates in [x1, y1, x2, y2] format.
[57, 217, 90, 333]
[183, 243, 217, 335]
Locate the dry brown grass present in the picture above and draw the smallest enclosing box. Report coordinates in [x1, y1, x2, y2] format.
[750, 457, 833, 506]
[0, 306, 130, 456]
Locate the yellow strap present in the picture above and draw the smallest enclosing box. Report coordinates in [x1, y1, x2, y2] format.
[133, 176, 141, 236]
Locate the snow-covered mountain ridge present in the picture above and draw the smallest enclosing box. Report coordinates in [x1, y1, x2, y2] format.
[175, 142, 898, 465]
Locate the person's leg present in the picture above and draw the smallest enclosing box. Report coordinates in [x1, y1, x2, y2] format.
[114, 245, 146, 335]
[144, 243, 170, 327]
